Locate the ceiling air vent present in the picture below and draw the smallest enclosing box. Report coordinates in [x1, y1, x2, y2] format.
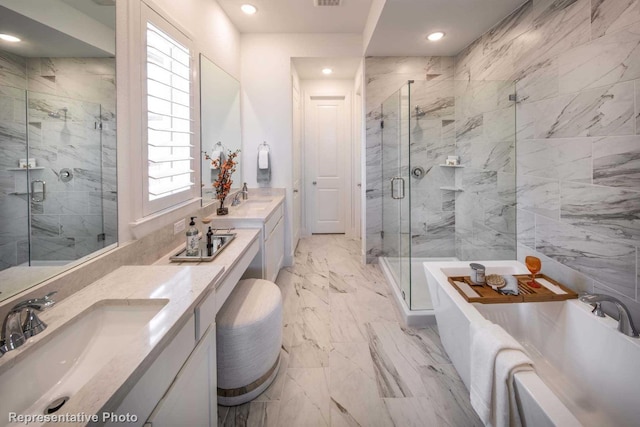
[314, 0, 341, 6]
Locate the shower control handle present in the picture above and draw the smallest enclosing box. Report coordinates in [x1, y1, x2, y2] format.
[31, 180, 46, 202]
[390, 177, 405, 200]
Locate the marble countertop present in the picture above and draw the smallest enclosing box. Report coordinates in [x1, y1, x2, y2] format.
[206, 188, 285, 222]
[0, 229, 260, 425]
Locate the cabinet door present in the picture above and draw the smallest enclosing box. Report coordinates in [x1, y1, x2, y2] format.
[146, 325, 217, 427]
[265, 217, 284, 282]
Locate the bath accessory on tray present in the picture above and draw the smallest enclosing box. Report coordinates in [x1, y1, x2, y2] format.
[470, 321, 533, 427]
[257, 142, 271, 184]
[447, 273, 577, 304]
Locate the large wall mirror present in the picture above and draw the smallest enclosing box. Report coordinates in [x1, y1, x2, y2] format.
[0, 0, 117, 302]
[200, 54, 241, 203]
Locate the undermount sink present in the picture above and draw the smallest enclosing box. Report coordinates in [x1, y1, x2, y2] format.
[242, 199, 272, 205]
[0, 300, 167, 425]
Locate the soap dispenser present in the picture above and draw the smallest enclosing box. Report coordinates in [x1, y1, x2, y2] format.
[206, 226, 214, 256]
[186, 216, 199, 256]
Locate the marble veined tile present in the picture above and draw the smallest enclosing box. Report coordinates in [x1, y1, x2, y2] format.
[517, 208, 536, 249]
[635, 80, 640, 135]
[419, 364, 483, 426]
[289, 306, 332, 368]
[517, 137, 592, 182]
[559, 22, 640, 94]
[329, 294, 366, 343]
[329, 342, 393, 427]
[516, 174, 560, 219]
[278, 368, 330, 427]
[515, 0, 590, 69]
[532, 80, 635, 138]
[482, 0, 533, 54]
[591, 0, 640, 39]
[513, 56, 559, 104]
[561, 181, 640, 243]
[536, 216, 636, 297]
[218, 401, 280, 427]
[593, 135, 640, 188]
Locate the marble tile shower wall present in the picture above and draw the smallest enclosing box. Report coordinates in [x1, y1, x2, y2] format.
[0, 52, 28, 269]
[365, 57, 455, 262]
[454, 0, 640, 323]
[0, 55, 116, 267]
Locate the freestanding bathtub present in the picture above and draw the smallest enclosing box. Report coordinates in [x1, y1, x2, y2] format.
[425, 260, 640, 427]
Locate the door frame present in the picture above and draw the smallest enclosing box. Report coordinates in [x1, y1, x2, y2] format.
[303, 92, 352, 235]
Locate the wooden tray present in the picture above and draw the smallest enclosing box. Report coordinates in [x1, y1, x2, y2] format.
[447, 274, 578, 304]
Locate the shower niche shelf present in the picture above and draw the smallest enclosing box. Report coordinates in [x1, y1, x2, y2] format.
[7, 167, 45, 171]
[439, 186, 463, 192]
[438, 164, 465, 168]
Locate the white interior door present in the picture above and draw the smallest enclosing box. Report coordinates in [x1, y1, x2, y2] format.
[305, 97, 347, 234]
[292, 77, 302, 246]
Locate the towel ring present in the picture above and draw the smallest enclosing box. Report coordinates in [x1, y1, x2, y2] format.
[258, 141, 271, 152]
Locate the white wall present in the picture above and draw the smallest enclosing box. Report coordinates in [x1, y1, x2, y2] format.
[117, 0, 240, 243]
[241, 33, 362, 264]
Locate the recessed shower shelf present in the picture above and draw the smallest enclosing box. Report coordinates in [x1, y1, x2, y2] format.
[439, 186, 464, 192]
[438, 164, 465, 168]
[7, 167, 44, 171]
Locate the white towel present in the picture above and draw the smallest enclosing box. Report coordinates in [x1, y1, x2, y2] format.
[210, 150, 221, 169]
[470, 322, 534, 427]
[258, 150, 269, 169]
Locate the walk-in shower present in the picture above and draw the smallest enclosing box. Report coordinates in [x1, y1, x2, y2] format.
[378, 79, 517, 326]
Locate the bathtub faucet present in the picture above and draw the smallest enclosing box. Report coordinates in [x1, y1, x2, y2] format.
[579, 293, 639, 338]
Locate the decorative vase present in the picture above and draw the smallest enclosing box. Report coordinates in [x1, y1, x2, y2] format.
[217, 199, 228, 216]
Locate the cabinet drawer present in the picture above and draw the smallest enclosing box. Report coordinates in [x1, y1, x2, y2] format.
[264, 203, 283, 238]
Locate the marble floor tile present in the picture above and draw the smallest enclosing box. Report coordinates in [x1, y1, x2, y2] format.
[278, 368, 331, 427]
[220, 235, 479, 427]
[218, 402, 280, 427]
[329, 342, 393, 427]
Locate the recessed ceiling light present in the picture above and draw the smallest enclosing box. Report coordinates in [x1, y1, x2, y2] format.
[241, 4, 257, 14]
[0, 34, 21, 43]
[322, 68, 333, 75]
[427, 32, 445, 41]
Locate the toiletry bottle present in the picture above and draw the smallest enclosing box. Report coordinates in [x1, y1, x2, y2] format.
[470, 263, 486, 285]
[186, 216, 199, 256]
[242, 182, 248, 200]
[206, 227, 214, 256]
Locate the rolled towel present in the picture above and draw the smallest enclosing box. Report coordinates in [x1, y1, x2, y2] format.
[257, 151, 271, 184]
[258, 150, 269, 169]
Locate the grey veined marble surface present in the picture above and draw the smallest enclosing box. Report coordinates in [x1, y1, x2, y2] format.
[218, 235, 481, 427]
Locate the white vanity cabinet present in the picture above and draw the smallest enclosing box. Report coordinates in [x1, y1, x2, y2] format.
[264, 209, 284, 282]
[212, 197, 285, 282]
[144, 325, 216, 427]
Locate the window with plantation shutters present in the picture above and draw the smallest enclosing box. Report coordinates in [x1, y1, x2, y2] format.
[143, 15, 196, 214]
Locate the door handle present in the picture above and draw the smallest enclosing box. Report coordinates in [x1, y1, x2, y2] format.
[390, 177, 405, 200]
[312, 181, 317, 185]
[31, 180, 46, 202]
[293, 189, 299, 193]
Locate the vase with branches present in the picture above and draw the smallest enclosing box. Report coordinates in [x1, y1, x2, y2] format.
[205, 149, 240, 215]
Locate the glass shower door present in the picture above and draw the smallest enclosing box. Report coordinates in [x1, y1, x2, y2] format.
[381, 84, 412, 305]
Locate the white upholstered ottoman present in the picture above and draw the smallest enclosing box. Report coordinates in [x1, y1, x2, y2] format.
[216, 279, 283, 406]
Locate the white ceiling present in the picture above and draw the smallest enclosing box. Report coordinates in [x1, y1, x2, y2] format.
[366, 0, 527, 56]
[0, 6, 111, 57]
[292, 57, 362, 79]
[217, 0, 373, 33]
[60, 0, 116, 30]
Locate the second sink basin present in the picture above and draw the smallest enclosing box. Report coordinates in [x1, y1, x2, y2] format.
[0, 300, 167, 426]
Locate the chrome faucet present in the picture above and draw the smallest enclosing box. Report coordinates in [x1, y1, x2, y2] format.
[580, 293, 639, 338]
[1, 291, 57, 355]
[231, 192, 242, 206]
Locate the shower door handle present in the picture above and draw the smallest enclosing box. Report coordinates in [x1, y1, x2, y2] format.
[31, 180, 46, 202]
[390, 177, 405, 199]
